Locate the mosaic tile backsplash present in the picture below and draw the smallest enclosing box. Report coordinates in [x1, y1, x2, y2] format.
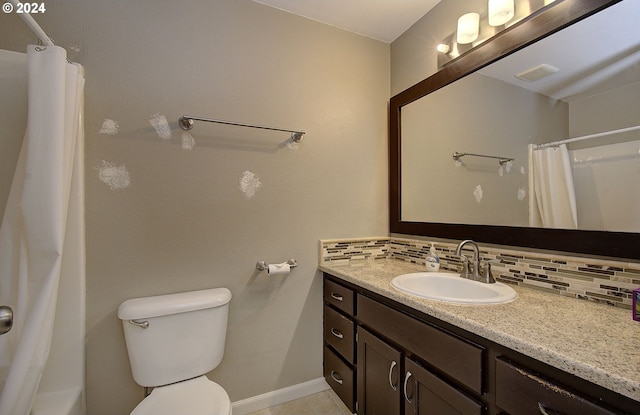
[320, 237, 640, 309]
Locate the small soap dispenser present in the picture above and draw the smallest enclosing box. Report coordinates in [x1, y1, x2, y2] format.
[425, 243, 440, 272]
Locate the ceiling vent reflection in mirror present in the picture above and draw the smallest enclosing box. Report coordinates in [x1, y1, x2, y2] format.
[516, 64, 559, 81]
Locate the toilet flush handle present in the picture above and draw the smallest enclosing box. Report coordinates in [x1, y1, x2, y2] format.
[128, 319, 149, 329]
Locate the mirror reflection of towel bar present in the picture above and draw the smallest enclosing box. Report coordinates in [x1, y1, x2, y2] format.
[453, 151, 514, 166]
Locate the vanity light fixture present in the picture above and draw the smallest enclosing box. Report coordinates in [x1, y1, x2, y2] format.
[457, 12, 480, 45]
[488, 0, 515, 26]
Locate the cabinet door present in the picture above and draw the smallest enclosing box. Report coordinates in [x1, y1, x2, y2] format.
[357, 327, 403, 415]
[404, 359, 482, 415]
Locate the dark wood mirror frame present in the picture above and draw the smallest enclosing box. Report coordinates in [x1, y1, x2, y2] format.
[389, 0, 640, 260]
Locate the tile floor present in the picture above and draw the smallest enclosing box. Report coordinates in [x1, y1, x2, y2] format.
[247, 389, 352, 415]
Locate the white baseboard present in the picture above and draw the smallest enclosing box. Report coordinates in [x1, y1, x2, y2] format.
[231, 377, 330, 415]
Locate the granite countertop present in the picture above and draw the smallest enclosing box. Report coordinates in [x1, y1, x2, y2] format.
[319, 258, 640, 402]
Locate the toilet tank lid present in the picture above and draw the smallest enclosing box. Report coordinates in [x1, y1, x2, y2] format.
[118, 288, 232, 320]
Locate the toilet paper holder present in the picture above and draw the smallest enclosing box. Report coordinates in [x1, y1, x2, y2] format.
[256, 258, 298, 272]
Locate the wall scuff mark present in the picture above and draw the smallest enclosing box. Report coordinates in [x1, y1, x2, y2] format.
[98, 160, 131, 190]
[473, 184, 483, 203]
[499, 161, 513, 176]
[239, 171, 262, 199]
[285, 136, 299, 151]
[505, 160, 513, 173]
[149, 113, 172, 141]
[181, 132, 196, 150]
[99, 119, 119, 135]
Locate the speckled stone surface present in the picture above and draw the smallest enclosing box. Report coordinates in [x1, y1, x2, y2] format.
[319, 258, 640, 402]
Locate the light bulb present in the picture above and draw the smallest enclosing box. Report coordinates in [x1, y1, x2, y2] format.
[488, 0, 515, 27]
[457, 13, 480, 45]
[436, 43, 450, 53]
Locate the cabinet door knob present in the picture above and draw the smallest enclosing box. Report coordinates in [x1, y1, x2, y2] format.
[330, 328, 344, 339]
[330, 292, 343, 301]
[388, 360, 398, 391]
[403, 371, 413, 404]
[330, 370, 344, 385]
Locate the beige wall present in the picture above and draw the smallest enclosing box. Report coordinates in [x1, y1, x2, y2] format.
[1, 1, 389, 414]
[0, 50, 27, 222]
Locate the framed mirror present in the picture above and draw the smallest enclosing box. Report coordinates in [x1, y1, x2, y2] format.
[389, 0, 640, 259]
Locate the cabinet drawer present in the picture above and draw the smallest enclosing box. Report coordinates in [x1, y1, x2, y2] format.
[496, 357, 619, 415]
[324, 346, 356, 413]
[358, 294, 484, 394]
[324, 278, 355, 316]
[324, 305, 356, 363]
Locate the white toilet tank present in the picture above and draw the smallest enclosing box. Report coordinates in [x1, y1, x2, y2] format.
[118, 288, 232, 387]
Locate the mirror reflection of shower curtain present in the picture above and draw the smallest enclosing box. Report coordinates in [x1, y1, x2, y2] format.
[528, 144, 578, 229]
[0, 45, 84, 415]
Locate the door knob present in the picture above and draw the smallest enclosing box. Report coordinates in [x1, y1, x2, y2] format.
[0, 306, 13, 335]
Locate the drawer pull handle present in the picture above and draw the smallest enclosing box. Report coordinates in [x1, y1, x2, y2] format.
[403, 371, 413, 404]
[330, 328, 344, 339]
[330, 293, 344, 301]
[388, 361, 398, 391]
[538, 403, 566, 415]
[330, 370, 343, 385]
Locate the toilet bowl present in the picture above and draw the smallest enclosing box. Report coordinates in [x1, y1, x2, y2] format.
[118, 288, 233, 415]
[131, 376, 231, 415]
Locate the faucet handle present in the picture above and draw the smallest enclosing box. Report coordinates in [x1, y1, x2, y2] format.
[456, 254, 472, 276]
[481, 260, 499, 284]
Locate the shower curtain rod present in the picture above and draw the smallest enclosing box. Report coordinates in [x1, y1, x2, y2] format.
[178, 115, 306, 142]
[9, 0, 54, 46]
[534, 125, 640, 149]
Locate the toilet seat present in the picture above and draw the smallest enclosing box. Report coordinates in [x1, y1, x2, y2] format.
[131, 376, 231, 415]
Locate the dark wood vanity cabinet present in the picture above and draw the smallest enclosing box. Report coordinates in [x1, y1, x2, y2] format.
[323, 279, 357, 412]
[357, 294, 484, 415]
[323, 273, 640, 415]
[357, 326, 482, 415]
[324, 275, 484, 415]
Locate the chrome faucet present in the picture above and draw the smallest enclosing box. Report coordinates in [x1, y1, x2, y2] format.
[454, 239, 495, 284]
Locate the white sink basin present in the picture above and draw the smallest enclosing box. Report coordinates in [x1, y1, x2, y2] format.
[391, 272, 517, 304]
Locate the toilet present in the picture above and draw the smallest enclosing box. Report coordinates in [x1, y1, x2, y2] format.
[118, 288, 233, 415]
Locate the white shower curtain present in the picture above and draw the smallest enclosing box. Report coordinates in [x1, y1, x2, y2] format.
[528, 144, 578, 229]
[0, 45, 84, 415]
